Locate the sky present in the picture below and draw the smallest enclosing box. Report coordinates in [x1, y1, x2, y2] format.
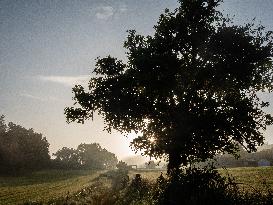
[1, 0, 273, 160]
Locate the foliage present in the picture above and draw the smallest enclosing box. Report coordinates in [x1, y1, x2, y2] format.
[78, 143, 118, 169]
[115, 174, 155, 205]
[50, 170, 155, 205]
[156, 166, 235, 205]
[145, 160, 157, 169]
[53, 147, 81, 169]
[65, 0, 273, 173]
[156, 166, 273, 205]
[0, 115, 50, 175]
[116, 160, 127, 169]
[53, 143, 118, 170]
[109, 170, 130, 191]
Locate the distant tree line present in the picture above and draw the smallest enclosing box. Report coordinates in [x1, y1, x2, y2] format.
[145, 160, 158, 169]
[0, 115, 50, 174]
[52, 143, 118, 170]
[0, 115, 118, 175]
[215, 145, 273, 168]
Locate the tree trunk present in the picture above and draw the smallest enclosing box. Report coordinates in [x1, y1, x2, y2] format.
[167, 151, 184, 177]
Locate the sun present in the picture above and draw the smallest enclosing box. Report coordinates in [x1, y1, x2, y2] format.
[149, 137, 156, 143]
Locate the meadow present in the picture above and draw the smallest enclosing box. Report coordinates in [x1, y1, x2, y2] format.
[1, 167, 273, 204]
[0, 170, 102, 205]
[219, 166, 273, 193]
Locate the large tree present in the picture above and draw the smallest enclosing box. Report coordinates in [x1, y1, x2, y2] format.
[65, 0, 273, 173]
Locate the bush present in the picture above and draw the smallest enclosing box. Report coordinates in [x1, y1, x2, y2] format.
[156, 166, 273, 205]
[115, 174, 155, 205]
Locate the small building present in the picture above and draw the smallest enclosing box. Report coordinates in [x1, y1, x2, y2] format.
[128, 165, 138, 169]
[258, 159, 270, 167]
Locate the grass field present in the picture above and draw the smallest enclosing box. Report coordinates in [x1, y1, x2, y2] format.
[130, 167, 273, 192]
[0, 170, 102, 205]
[1, 167, 273, 204]
[219, 166, 273, 192]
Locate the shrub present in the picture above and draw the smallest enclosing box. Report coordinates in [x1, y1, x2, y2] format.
[116, 174, 155, 205]
[156, 166, 273, 205]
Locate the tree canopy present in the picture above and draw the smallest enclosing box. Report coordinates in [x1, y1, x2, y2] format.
[53, 143, 118, 170]
[145, 160, 157, 169]
[0, 115, 50, 174]
[53, 147, 81, 169]
[65, 0, 273, 173]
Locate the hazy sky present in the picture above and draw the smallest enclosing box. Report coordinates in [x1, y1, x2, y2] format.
[1, 0, 273, 159]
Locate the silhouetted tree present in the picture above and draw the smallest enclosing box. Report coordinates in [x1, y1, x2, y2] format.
[77, 143, 118, 169]
[0, 115, 50, 174]
[0, 116, 6, 163]
[116, 161, 129, 170]
[145, 160, 157, 169]
[53, 143, 118, 170]
[53, 147, 81, 169]
[65, 0, 273, 174]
